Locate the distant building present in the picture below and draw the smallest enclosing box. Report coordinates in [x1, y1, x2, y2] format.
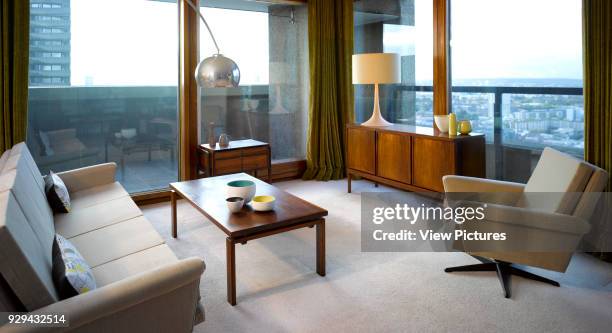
[29, 0, 70, 86]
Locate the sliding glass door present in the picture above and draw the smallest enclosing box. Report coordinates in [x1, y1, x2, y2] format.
[450, 0, 583, 181]
[27, 0, 179, 193]
[198, 0, 309, 163]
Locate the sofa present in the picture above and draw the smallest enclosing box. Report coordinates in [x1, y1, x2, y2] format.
[0, 143, 205, 333]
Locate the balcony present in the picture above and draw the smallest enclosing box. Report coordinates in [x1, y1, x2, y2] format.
[27, 85, 305, 193]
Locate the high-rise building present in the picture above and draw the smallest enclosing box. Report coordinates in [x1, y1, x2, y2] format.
[29, 0, 70, 86]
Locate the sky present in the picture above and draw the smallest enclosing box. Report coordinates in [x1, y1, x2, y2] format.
[69, 0, 583, 87]
[71, 0, 268, 86]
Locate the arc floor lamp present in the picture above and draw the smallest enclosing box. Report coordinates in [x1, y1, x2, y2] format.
[185, 0, 240, 88]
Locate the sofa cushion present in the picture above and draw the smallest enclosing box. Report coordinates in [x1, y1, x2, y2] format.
[0, 191, 58, 310]
[0, 169, 55, 264]
[70, 182, 129, 211]
[52, 234, 97, 299]
[45, 171, 71, 213]
[573, 164, 609, 220]
[6, 142, 46, 194]
[521, 147, 593, 214]
[0, 149, 10, 172]
[92, 244, 178, 286]
[55, 196, 143, 238]
[69, 216, 164, 267]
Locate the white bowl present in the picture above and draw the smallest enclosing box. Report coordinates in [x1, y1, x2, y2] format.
[226, 197, 244, 213]
[226, 180, 256, 203]
[252, 195, 275, 212]
[434, 115, 449, 133]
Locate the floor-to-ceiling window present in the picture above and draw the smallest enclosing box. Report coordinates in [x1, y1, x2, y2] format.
[26, 0, 179, 194]
[450, 0, 583, 181]
[354, 0, 434, 127]
[198, 0, 309, 163]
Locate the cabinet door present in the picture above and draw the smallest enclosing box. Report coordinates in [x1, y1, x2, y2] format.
[347, 127, 376, 174]
[376, 132, 411, 184]
[412, 137, 455, 192]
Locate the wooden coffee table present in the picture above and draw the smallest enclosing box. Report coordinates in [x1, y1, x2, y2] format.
[169, 173, 328, 305]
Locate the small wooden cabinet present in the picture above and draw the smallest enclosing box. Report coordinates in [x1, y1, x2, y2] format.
[198, 139, 271, 181]
[346, 124, 485, 193]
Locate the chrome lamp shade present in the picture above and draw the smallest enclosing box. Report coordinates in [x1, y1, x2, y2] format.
[195, 54, 240, 88]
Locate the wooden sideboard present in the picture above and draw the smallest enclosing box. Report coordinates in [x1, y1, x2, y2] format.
[346, 124, 485, 193]
[198, 139, 272, 181]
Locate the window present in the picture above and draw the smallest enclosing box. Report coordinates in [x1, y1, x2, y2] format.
[198, 2, 309, 162]
[354, 0, 434, 126]
[27, 0, 179, 194]
[450, 0, 583, 181]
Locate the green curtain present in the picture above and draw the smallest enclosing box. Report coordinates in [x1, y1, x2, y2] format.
[583, 0, 612, 190]
[303, 0, 354, 181]
[583, 0, 612, 262]
[1, 0, 30, 152]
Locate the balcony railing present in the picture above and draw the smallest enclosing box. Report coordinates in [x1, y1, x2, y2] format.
[393, 85, 584, 181]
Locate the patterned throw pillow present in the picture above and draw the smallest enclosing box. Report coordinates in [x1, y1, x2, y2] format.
[51, 234, 96, 299]
[45, 171, 71, 213]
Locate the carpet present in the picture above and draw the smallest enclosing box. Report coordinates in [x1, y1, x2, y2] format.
[142, 179, 612, 333]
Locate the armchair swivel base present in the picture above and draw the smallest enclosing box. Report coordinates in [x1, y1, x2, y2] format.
[445, 257, 560, 299]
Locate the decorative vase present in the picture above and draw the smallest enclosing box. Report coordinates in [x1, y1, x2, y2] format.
[459, 120, 472, 135]
[218, 133, 230, 148]
[207, 122, 216, 147]
[448, 113, 457, 136]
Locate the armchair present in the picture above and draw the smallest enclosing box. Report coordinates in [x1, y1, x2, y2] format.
[443, 147, 609, 298]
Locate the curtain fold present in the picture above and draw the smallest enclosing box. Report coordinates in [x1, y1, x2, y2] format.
[1, 0, 30, 152]
[583, 0, 612, 190]
[583, 0, 612, 262]
[302, 0, 354, 181]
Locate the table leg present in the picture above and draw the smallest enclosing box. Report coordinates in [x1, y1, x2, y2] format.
[226, 237, 237, 305]
[316, 220, 326, 276]
[347, 173, 352, 193]
[171, 190, 177, 238]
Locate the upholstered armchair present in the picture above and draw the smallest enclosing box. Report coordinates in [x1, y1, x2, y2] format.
[443, 147, 609, 298]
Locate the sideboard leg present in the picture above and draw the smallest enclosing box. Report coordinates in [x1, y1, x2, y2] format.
[347, 173, 352, 193]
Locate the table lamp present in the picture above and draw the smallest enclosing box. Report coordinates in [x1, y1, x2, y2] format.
[352, 53, 400, 127]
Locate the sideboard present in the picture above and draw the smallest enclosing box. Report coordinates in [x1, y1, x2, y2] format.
[346, 123, 485, 193]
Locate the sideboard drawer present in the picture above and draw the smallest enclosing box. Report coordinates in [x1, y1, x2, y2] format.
[242, 146, 268, 156]
[215, 150, 242, 160]
[243, 154, 268, 170]
[215, 157, 242, 174]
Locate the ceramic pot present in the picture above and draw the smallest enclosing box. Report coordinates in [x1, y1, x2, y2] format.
[459, 120, 472, 135]
[226, 180, 256, 203]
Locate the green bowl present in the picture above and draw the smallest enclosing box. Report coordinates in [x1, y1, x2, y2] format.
[226, 180, 256, 203]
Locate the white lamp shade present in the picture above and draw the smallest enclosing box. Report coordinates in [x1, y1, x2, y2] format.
[352, 53, 401, 84]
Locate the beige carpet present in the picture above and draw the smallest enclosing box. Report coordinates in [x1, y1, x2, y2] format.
[142, 179, 612, 333]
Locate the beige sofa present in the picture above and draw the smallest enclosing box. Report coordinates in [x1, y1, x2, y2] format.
[0, 143, 204, 333]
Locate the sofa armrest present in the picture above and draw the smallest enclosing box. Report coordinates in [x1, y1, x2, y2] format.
[55, 163, 116, 193]
[2, 258, 205, 333]
[443, 175, 525, 193]
[480, 203, 590, 235]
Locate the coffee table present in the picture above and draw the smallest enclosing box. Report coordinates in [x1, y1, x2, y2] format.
[169, 173, 328, 305]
